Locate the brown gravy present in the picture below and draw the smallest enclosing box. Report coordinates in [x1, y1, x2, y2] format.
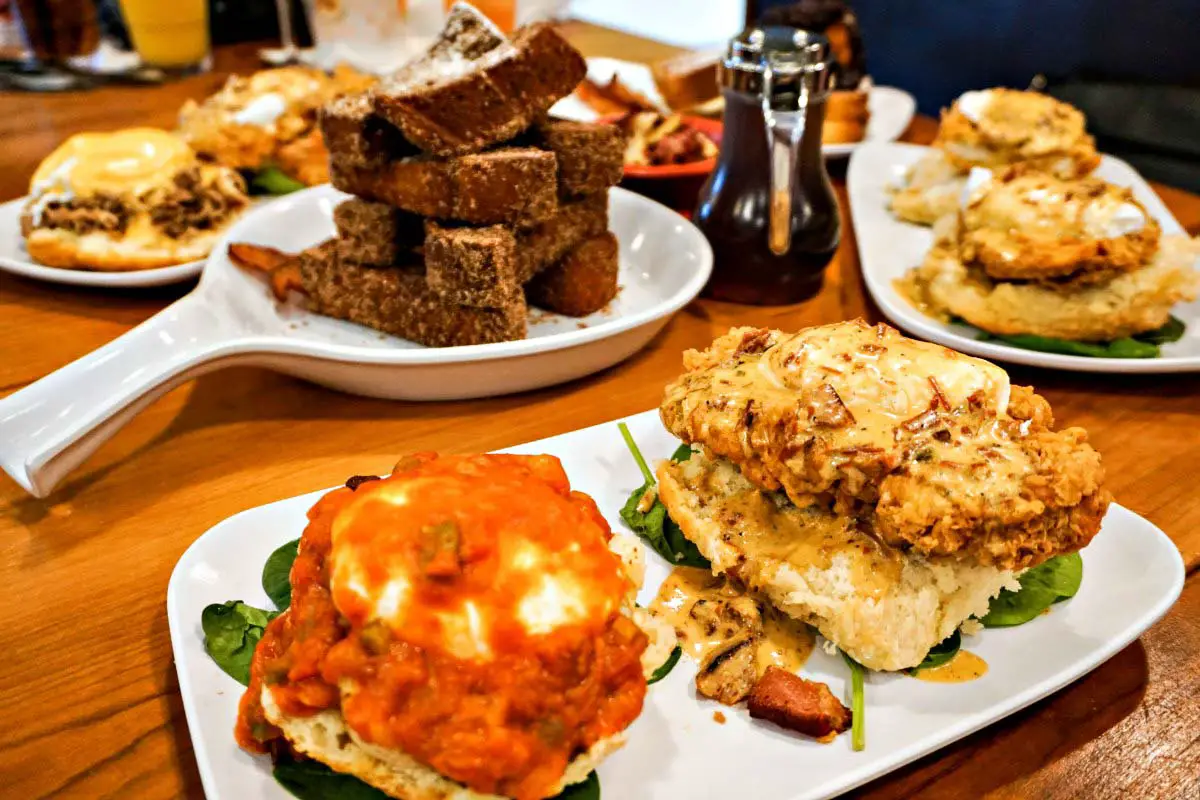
[649, 566, 814, 676]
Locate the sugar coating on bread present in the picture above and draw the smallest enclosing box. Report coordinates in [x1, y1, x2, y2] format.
[526, 231, 619, 316]
[299, 241, 526, 347]
[425, 219, 520, 307]
[374, 23, 586, 156]
[516, 192, 609, 281]
[320, 92, 417, 171]
[333, 198, 424, 266]
[331, 147, 558, 226]
[534, 119, 625, 197]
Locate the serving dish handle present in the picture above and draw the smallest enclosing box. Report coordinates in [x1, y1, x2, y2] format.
[0, 293, 237, 498]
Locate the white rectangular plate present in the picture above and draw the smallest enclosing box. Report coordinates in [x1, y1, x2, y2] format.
[169, 410, 1185, 800]
[847, 142, 1200, 373]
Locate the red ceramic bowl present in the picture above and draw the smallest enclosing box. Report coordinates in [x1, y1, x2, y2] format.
[600, 114, 724, 214]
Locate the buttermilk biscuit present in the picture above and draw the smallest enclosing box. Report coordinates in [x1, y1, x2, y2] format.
[889, 150, 967, 226]
[657, 451, 1019, 671]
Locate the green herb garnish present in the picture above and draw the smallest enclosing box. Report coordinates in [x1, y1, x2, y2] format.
[981, 552, 1083, 628]
[648, 646, 682, 685]
[616, 423, 709, 568]
[909, 629, 961, 673]
[262, 538, 300, 611]
[959, 315, 1185, 359]
[201, 600, 277, 686]
[841, 651, 865, 752]
[250, 165, 307, 195]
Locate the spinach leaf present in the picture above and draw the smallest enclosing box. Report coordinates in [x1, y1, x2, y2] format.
[648, 646, 682, 685]
[1133, 315, 1186, 345]
[251, 165, 307, 196]
[909, 629, 960, 673]
[262, 539, 301, 610]
[556, 771, 601, 800]
[840, 651, 865, 752]
[616, 424, 710, 569]
[201, 601, 277, 686]
[273, 755, 391, 800]
[955, 315, 1180, 359]
[670, 443, 694, 462]
[274, 754, 598, 800]
[981, 553, 1083, 628]
[980, 331, 1159, 359]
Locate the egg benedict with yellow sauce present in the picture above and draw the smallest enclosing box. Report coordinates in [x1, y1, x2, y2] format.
[655, 321, 1108, 670]
[236, 453, 671, 800]
[21, 127, 249, 271]
[179, 65, 376, 188]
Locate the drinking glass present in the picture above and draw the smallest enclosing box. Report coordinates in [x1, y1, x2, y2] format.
[118, 0, 210, 74]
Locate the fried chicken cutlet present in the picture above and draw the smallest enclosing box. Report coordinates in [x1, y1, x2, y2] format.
[890, 89, 1100, 227]
[958, 166, 1161, 286]
[659, 322, 1109, 571]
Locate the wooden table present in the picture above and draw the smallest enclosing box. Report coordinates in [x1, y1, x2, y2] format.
[1, 24, 1197, 800]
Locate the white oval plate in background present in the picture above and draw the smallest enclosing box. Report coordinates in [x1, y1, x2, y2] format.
[167, 409, 1185, 800]
[549, 58, 916, 159]
[0, 197, 205, 287]
[0, 186, 713, 497]
[847, 142, 1200, 373]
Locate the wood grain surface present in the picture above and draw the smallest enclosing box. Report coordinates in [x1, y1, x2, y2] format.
[1, 23, 1198, 800]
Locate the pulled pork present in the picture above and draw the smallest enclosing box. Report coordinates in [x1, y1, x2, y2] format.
[33, 193, 133, 237]
[144, 167, 248, 239]
[27, 167, 249, 240]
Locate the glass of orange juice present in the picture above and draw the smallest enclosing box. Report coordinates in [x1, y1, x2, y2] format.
[119, 0, 210, 73]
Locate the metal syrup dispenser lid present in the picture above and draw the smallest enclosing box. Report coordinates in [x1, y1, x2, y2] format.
[719, 26, 834, 107]
[720, 27, 834, 255]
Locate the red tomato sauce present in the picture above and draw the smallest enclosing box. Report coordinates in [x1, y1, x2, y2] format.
[236, 453, 648, 800]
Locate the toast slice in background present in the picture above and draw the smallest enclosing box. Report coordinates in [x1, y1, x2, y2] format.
[374, 22, 586, 156]
[527, 231, 619, 316]
[331, 147, 559, 225]
[299, 241, 527, 347]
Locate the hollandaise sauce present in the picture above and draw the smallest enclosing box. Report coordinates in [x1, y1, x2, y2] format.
[913, 650, 988, 683]
[30, 128, 192, 198]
